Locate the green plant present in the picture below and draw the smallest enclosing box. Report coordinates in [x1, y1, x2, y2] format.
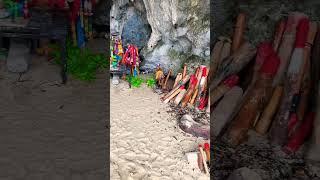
[3, 0, 15, 9]
[126, 75, 144, 88]
[146, 78, 156, 88]
[50, 40, 108, 82]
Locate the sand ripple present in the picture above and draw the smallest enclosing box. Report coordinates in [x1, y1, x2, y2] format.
[110, 81, 209, 180]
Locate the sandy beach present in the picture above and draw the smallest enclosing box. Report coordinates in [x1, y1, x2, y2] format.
[110, 81, 209, 180]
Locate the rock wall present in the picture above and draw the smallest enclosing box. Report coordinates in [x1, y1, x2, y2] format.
[111, 0, 210, 74]
[93, 0, 111, 26]
[213, 0, 320, 46]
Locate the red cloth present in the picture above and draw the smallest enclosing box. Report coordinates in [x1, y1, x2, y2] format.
[189, 75, 198, 88]
[91, 0, 96, 7]
[122, 45, 139, 67]
[222, 75, 239, 88]
[295, 18, 309, 48]
[287, 113, 298, 135]
[259, 52, 280, 76]
[48, 0, 66, 9]
[204, 142, 210, 150]
[69, 0, 80, 22]
[255, 41, 274, 68]
[198, 96, 208, 110]
[283, 112, 315, 153]
[201, 66, 207, 77]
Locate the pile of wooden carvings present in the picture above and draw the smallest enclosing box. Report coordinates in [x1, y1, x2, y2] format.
[158, 64, 210, 112]
[211, 12, 320, 155]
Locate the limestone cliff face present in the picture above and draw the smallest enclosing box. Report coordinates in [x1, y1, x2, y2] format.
[111, 0, 210, 74]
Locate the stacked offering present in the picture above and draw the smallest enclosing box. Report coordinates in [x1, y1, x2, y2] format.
[159, 64, 210, 112]
[210, 12, 320, 155]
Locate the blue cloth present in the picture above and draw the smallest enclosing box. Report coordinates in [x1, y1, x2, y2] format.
[18, 3, 23, 17]
[133, 68, 138, 77]
[76, 17, 85, 48]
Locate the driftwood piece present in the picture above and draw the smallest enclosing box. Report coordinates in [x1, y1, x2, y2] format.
[179, 114, 209, 139]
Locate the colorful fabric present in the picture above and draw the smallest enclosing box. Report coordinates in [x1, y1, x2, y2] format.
[110, 36, 124, 70]
[122, 44, 140, 76]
